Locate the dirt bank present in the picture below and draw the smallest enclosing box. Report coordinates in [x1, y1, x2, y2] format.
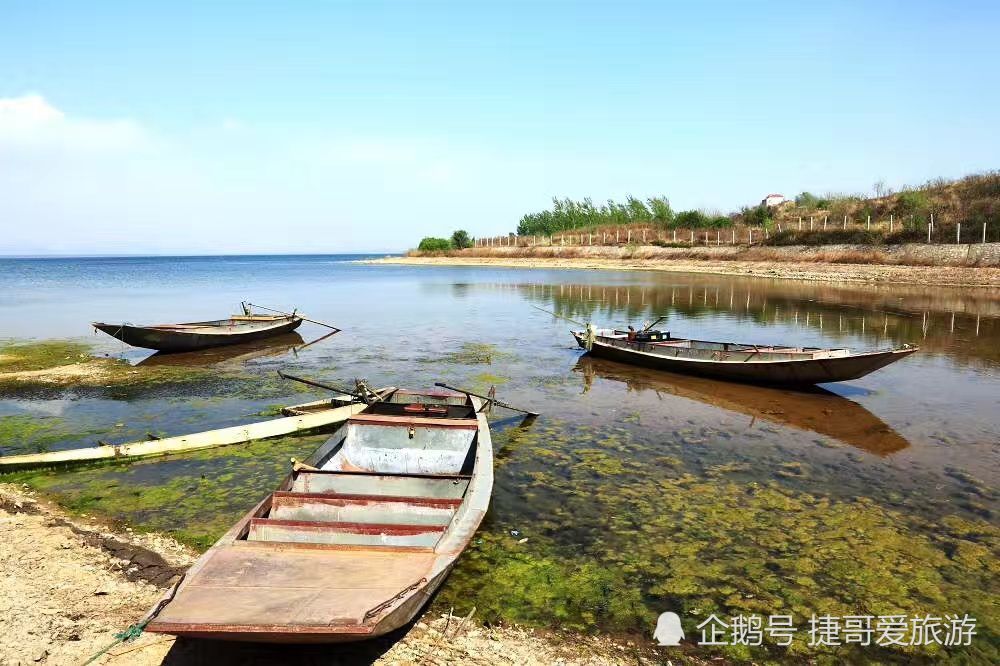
[368, 246, 1000, 287]
[0, 484, 669, 665]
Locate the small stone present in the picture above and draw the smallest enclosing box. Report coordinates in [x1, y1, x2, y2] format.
[33, 649, 48, 662]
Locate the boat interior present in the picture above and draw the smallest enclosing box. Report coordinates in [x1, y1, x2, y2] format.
[596, 328, 851, 362]
[147, 315, 297, 331]
[243, 388, 479, 552]
[151, 388, 484, 635]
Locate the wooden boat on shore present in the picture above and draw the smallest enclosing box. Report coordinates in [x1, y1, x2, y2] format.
[573, 327, 917, 386]
[0, 392, 384, 471]
[145, 387, 492, 643]
[93, 314, 303, 352]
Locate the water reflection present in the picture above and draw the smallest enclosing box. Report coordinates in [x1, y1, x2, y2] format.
[573, 356, 909, 456]
[458, 275, 999, 368]
[134, 331, 311, 367]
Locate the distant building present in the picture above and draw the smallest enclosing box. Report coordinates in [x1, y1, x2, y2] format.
[762, 193, 786, 207]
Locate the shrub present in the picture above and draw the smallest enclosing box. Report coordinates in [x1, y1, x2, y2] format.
[673, 210, 708, 228]
[450, 229, 474, 249]
[896, 190, 930, 214]
[740, 204, 772, 227]
[795, 191, 820, 208]
[417, 237, 452, 252]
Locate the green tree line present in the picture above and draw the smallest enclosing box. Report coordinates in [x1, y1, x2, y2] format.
[516, 196, 734, 236]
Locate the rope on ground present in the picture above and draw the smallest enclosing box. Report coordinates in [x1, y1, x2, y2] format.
[79, 573, 185, 666]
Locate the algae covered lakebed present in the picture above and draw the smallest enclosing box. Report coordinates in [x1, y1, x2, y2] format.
[1, 255, 998, 663]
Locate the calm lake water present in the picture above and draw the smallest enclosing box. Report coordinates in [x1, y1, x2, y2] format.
[1, 255, 997, 662]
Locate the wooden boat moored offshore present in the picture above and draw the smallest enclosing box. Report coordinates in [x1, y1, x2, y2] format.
[0, 392, 387, 471]
[573, 327, 917, 386]
[145, 387, 492, 643]
[93, 313, 304, 352]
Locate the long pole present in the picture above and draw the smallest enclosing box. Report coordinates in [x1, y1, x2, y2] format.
[276, 371, 362, 399]
[530, 304, 587, 327]
[434, 382, 539, 416]
[246, 303, 341, 331]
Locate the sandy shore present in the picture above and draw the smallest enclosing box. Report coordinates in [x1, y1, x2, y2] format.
[0, 484, 669, 666]
[366, 255, 1000, 287]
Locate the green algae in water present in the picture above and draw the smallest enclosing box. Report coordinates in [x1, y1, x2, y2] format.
[0, 339, 94, 373]
[440, 342, 510, 365]
[0, 414, 104, 454]
[433, 420, 1000, 664]
[9, 434, 327, 550]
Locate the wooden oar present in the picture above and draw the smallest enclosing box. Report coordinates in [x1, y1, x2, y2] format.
[277, 371, 363, 399]
[642, 315, 668, 332]
[246, 303, 341, 332]
[529, 304, 588, 328]
[434, 382, 540, 417]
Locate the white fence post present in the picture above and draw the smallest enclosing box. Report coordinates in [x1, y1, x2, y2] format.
[984, 222, 988, 244]
[843, 215, 847, 230]
[957, 223, 961, 244]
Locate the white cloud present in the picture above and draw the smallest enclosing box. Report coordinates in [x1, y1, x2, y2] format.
[0, 93, 148, 152]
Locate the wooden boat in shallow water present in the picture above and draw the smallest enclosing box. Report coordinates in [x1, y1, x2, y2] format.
[145, 388, 492, 643]
[573, 328, 917, 386]
[93, 314, 303, 352]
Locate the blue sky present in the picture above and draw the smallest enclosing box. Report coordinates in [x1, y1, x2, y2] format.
[1, 1, 998, 254]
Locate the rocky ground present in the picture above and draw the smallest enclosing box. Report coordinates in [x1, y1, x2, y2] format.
[0, 484, 673, 666]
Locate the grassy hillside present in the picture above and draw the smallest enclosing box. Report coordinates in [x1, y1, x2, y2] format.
[761, 172, 1000, 243]
[467, 171, 1000, 249]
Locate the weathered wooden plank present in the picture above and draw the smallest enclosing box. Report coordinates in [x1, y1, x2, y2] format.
[0, 400, 363, 470]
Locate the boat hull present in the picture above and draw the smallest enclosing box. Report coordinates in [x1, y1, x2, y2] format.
[93, 317, 302, 352]
[145, 390, 493, 644]
[573, 333, 917, 385]
[149, 560, 457, 644]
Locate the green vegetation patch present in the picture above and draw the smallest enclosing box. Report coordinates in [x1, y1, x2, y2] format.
[7, 434, 326, 550]
[434, 420, 999, 663]
[442, 479, 998, 663]
[0, 414, 103, 454]
[436, 342, 511, 366]
[0, 339, 94, 373]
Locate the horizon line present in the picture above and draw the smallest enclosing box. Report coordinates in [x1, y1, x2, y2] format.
[0, 251, 405, 259]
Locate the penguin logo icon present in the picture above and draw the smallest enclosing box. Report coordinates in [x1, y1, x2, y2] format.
[653, 612, 684, 646]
